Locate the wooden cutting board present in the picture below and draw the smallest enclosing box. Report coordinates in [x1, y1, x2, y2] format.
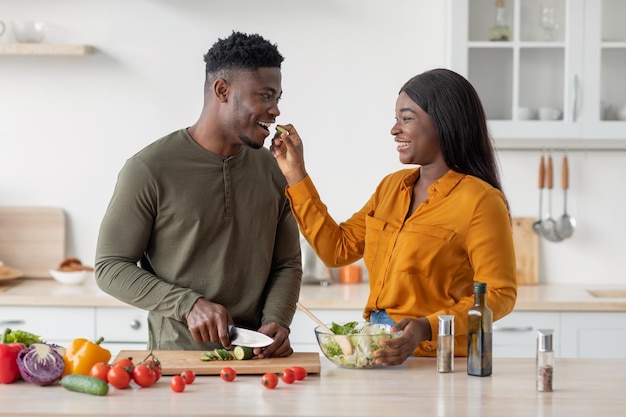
[511, 217, 539, 285]
[113, 350, 321, 375]
[0, 207, 66, 278]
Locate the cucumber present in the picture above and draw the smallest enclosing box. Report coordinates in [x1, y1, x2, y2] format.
[233, 345, 254, 360]
[61, 374, 109, 396]
[275, 126, 287, 134]
[200, 348, 234, 361]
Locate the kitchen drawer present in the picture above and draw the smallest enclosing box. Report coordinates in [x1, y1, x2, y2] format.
[0, 306, 95, 343]
[95, 307, 149, 343]
[561, 312, 626, 358]
[493, 311, 561, 358]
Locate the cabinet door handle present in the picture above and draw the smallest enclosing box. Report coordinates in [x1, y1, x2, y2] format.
[572, 74, 580, 122]
[493, 325, 533, 333]
[129, 319, 142, 330]
[0, 320, 26, 326]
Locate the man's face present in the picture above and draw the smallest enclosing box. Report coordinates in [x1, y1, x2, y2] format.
[229, 67, 282, 150]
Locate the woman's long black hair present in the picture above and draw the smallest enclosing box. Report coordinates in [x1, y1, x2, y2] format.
[400, 68, 504, 195]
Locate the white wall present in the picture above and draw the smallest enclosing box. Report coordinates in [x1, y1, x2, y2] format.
[1, 0, 624, 286]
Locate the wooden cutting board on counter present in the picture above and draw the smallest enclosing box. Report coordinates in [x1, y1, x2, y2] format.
[0, 207, 66, 278]
[113, 350, 321, 375]
[511, 217, 539, 285]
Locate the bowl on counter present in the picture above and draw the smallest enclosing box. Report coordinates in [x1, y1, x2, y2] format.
[49, 269, 92, 285]
[315, 322, 401, 369]
[12, 20, 46, 43]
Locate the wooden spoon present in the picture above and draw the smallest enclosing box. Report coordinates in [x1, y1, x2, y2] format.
[296, 302, 354, 355]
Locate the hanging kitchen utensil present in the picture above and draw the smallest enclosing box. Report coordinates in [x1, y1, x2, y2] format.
[532, 153, 545, 235]
[541, 153, 563, 242]
[557, 154, 576, 239]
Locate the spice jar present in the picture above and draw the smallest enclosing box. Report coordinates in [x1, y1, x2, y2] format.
[437, 315, 454, 373]
[536, 329, 554, 392]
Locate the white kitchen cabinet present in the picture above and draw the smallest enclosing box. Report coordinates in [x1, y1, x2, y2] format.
[493, 311, 561, 358]
[449, 0, 626, 148]
[561, 312, 626, 358]
[95, 307, 149, 356]
[0, 306, 95, 346]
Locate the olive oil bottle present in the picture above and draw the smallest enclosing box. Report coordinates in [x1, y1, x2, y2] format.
[467, 282, 492, 376]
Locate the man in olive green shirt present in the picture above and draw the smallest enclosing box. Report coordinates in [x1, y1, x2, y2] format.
[95, 32, 302, 357]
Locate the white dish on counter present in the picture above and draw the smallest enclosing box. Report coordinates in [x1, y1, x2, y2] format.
[49, 269, 92, 285]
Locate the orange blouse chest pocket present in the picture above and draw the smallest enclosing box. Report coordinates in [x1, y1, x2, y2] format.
[391, 223, 457, 280]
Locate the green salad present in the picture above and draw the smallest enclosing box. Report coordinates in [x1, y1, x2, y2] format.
[317, 322, 398, 368]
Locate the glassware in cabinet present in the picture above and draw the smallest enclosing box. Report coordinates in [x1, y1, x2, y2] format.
[450, 0, 626, 147]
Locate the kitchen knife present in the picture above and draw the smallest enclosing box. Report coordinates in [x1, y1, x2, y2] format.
[228, 325, 274, 348]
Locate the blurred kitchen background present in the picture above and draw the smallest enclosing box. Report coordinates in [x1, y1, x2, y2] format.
[1, 0, 624, 286]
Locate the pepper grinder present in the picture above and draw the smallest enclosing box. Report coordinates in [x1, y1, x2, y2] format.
[437, 315, 454, 373]
[537, 329, 554, 392]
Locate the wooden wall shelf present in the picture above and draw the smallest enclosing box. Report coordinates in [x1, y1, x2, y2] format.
[0, 43, 94, 56]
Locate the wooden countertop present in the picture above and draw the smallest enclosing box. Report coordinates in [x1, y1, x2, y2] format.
[2, 278, 626, 311]
[0, 357, 623, 416]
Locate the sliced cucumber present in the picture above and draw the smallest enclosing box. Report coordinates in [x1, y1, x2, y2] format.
[233, 345, 254, 360]
[275, 126, 287, 134]
[61, 374, 109, 396]
[200, 348, 234, 361]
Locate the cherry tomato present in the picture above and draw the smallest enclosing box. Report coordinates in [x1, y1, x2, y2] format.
[261, 372, 278, 389]
[291, 366, 307, 381]
[108, 366, 131, 389]
[181, 369, 196, 384]
[113, 357, 134, 370]
[143, 359, 162, 382]
[132, 363, 156, 387]
[220, 367, 236, 382]
[150, 362, 162, 382]
[89, 362, 111, 382]
[280, 368, 295, 384]
[170, 375, 186, 393]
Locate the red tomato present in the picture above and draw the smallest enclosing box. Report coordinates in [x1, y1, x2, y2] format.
[220, 367, 236, 382]
[280, 368, 295, 384]
[261, 372, 278, 389]
[113, 357, 134, 370]
[291, 366, 307, 381]
[89, 362, 111, 382]
[108, 366, 131, 389]
[143, 359, 162, 382]
[181, 369, 196, 384]
[170, 375, 186, 393]
[132, 363, 156, 387]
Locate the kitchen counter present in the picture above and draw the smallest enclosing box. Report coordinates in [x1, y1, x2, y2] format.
[2, 278, 626, 311]
[0, 357, 623, 416]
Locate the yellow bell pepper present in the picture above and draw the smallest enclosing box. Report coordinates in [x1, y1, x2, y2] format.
[62, 337, 111, 376]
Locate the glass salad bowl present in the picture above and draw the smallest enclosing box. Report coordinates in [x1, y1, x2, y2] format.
[314, 322, 402, 369]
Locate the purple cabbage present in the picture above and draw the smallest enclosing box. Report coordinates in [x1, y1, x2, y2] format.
[16, 343, 66, 386]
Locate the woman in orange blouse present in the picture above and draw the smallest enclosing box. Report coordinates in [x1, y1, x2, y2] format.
[270, 68, 517, 366]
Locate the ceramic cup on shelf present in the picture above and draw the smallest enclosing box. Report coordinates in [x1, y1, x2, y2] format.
[518, 107, 538, 120]
[12, 20, 46, 43]
[539, 107, 562, 121]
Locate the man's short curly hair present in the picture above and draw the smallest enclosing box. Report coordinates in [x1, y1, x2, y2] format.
[204, 31, 284, 75]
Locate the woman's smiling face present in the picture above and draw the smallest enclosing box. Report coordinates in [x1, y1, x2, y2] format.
[391, 91, 442, 166]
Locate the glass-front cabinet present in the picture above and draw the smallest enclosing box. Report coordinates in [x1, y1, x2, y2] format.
[449, 0, 626, 148]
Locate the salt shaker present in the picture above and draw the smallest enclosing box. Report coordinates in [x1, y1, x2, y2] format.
[536, 329, 554, 392]
[437, 314, 454, 373]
